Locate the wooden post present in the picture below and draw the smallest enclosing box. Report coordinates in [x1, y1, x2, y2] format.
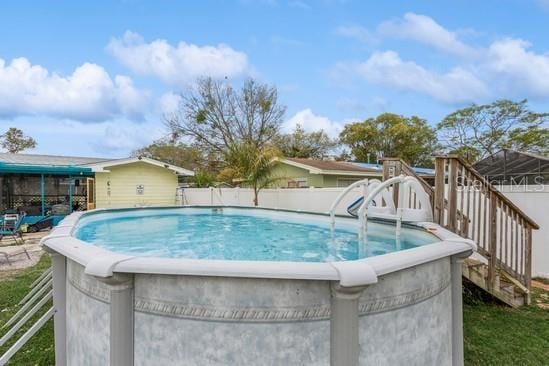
[447, 159, 458, 232]
[434, 158, 446, 225]
[382, 160, 391, 182]
[525, 225, 532, 305]
[464, 171, 471, 238]
[514, 212, 519, 273]
[488, 193, 498, 291]
[382, 159, 401, 207]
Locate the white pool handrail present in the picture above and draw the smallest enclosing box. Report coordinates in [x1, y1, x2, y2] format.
[358, 175, 433, 239]
[356, 179, 396, 219]
[398, 176, 433, 222]
[357, 175, 402, 240]
[328, 178, 369, 229]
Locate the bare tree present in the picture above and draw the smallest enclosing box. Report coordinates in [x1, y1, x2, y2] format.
[166, 77, 286, 154]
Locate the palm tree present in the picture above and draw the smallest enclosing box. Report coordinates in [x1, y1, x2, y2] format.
[220, 142, 281, 206]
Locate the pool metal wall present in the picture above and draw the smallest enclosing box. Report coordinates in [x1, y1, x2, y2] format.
[63, 256, 455, 365]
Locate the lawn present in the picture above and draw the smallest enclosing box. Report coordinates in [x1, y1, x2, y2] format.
[0, 255, 547, 365]
[0, 255, 54, 366]
[463, 280, 549, 366]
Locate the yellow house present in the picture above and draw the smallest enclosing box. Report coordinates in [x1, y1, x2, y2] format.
[85, 157, 194, 209]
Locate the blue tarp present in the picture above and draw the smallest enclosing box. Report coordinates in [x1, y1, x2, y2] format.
[22, 215, 65, 226]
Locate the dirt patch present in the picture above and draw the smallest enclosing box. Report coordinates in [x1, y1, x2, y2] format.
[532, 280, 549, 292]
[0, 245, 45, 275]
[0, 231, 50, 276]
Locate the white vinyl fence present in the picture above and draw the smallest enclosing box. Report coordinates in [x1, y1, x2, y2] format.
[181, 187, 366, 216]
[499, 185, 549, 279]
[182, 186, 549, 278]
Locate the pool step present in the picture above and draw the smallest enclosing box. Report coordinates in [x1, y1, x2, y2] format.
[462, 259, 527, 308]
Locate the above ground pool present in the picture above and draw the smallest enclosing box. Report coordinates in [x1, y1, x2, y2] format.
[73, 208, 439, 262]
[42, 206, 476, 366]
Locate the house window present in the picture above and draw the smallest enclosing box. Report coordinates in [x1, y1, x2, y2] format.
[287, 178, 309, 188]
[337, 178, 361, 187]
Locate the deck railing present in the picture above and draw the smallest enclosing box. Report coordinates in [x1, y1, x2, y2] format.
[433, 156, 538, 297]
[382, 156, 538, 304]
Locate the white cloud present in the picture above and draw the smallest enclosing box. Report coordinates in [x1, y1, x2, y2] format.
[2, 117, 164, 157]
[283, 109, 344, 137]
[157, 92, 182, 115]
[333, 13, 549, 102]
[96, 120, 163, 154]
[336, 25, 377, 45]
[483, 38, 549, 98]
[347, 51, 487, 103]
[378, 13, 478, 59]
[107, 31, 250, 85]
[0, 57, 148, 121]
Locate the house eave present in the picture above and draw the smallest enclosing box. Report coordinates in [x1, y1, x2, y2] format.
[278, 158, 380, 177]
[85, 157, 195, 176]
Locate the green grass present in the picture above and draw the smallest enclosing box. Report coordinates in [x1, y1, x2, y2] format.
[0, 255, 54, 366]
[0, 257, 547, 365]
[463, 282, 549, 366]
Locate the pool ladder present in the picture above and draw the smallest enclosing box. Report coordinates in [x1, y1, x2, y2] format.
[328, 175, 434, 241]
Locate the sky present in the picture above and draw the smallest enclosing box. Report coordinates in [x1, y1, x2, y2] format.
[1, 0, 549, 158]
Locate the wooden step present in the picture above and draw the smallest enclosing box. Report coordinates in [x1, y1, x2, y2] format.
[461, 265, 526, 307]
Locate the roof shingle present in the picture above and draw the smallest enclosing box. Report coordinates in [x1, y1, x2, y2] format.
[0, 153, 112, 166]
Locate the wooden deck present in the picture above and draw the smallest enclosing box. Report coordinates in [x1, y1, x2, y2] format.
[382, 157, 538, 307]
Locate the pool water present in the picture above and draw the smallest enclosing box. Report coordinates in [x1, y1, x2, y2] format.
[74, 210, 438, 262]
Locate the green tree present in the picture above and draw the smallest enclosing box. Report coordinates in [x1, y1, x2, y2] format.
[132, 138, 224, 172]
[339, 113, 439, 166]
[193, 170, 217, 188]
[166, 77, 286, 155]
[274, 124, 338, 159]
[437, 99, 549, 162]
[219, 143, 281, 206]
[0, 127, 37, 153]
[503, 125, 549, 156]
